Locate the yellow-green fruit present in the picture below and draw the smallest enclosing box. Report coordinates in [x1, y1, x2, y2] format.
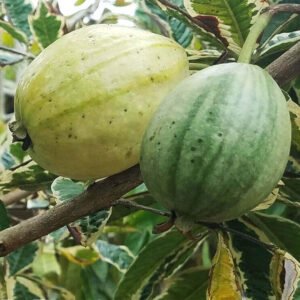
[12, 24, 189, 180]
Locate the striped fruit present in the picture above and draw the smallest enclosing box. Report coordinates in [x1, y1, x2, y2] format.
[140, 63, 291, 223]
[10, 24, 189, 180]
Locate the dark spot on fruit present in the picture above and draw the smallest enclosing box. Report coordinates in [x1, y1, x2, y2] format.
[74, 136, 78, 139]
[198, 138, 203, 143]
[172, 121, 176, 125]
[191, 146, 196, 151]
[174, 134, 177, 138]
[126, 148, 132, 157]
[191, 159, 194, 163]
[218, 132, 223, 137]
[68, 134, 72, 138]
[109, 120, 112, 124]
[82, 114, 85, 118]
[209, 111, 213, 115]
[150, 77, 154, 82]
[157, 56, 160, 59]
[149, 136, 154, 141]
[48, 99, 52, 102]
[157, 142, 161, 145]
[124, 108, 128, 112]
[139, 111, 143, 116]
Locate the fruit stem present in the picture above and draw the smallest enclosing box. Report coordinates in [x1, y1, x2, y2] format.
[237, 12, 271, 64]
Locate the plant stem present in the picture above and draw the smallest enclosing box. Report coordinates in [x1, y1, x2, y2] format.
[238, 13, 271, 63]
[0, 46, 35, 59]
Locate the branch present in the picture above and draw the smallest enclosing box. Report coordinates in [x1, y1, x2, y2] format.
[1, 189, 32, 206]
[0, 165, 142, 256]
[266, 41, 300, 87]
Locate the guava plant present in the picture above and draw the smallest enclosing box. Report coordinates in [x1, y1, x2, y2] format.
[0, 0, 300, 299]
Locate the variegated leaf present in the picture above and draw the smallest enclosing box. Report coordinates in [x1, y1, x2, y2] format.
[154, 268, 209, 300]
[226, 219, 275, 299]
[59, 246, 99, 267]
[51, 177, 85, 203]
[252, 185, 281, 211]
[0, 20, 27, 44]
[184, 0, 268, 53]
[7, 243, 38, 276]
[115, 229, 207, 300]
[270, 249, 300, 300]
[3, 0, 33, 37]
[29, 1, 64, 49]
[150, 0, 226, 50]
[245, 213, 300, 261]
[74, 208, 112, 247]
[95, 240, 135, 273]
[257, 31, 300, 64]
[288, 100, 300, 153]
[207, 232, 243, 300]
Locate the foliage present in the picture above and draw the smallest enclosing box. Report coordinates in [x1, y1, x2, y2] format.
[0, 0, 300, 299]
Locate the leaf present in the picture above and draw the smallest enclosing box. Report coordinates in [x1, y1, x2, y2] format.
[29, 1, 64, 49]
[252, 186, 280, 211]
[184, 0, 268, 53]
[13, 281, 39, 300]
[247, 213, 300, 261]
[51, 177, 85, 202]
[257, 31, 300, 65]
[0, 162, 56, 192]
[154, 268, 208, 300]
[115, 229, 207, 300]
[226, 219, 275, 299]
[32, 246, 61, 279]
[288, 100, 300, 153]
[270, 250, 300, 300]
[207, 233, 243, 299]
[0, 48, 23, 67]
[95, 240, 135, 273]
[75, 0, 86, 5]
[0, 201, 10, 230]
[3, 0, 33, 37]
[59, 246, 100, 267]
[7, 243, 38, 276]
[149, 0, 225, 50]
[74, 208, 112, 246]
[0, 20, 27, 44]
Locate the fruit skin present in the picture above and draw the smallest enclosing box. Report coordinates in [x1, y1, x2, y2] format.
[140, 63, 291, 223]
[12, 24, 189, 180]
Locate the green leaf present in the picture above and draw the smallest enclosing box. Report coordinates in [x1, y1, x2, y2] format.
[154, 268, 208, 300]
[0, 48, 23, 67]
[0, 201, 10, 230]
[51, 177, 85, 202]
[256, 31, 300, 65]
[247, 213, 300, 261]
[184, 0, 268, 53]
[13, 281, 39, 300]
[75, 208, 112, 246]
[96, 240, 135, 273]
[29, 1, 64, 49]
[288, 100, 300, 153]
[7, 243, 38, 276]
[9, 143, 28, 164]
[0, 20, 27, 44]
[0, 162, 57, 192]
[207, 233, 243, 299]
[75, 0, 86, 5]
[3, 0, 33, 37]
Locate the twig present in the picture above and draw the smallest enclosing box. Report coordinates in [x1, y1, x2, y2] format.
[0, 165, 142, 256]
[1, 189, 33, 206]
[9, 159, 32, 171]
[0, 46, 35, 59]
[113, 199, 171, 217]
